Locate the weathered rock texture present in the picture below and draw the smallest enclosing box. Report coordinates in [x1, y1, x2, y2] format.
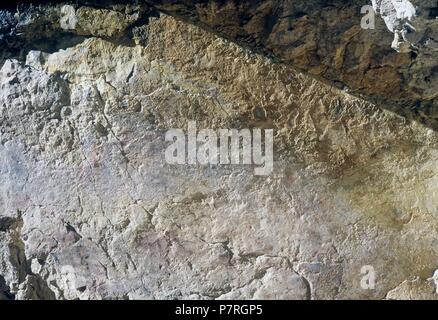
[1, 0, 437, 127]
[0, 0, 438, 125]
[147, 0, 438, 127]
[0, 3, 438, 300]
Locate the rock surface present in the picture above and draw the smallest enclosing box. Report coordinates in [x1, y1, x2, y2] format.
[1, 1, 437, 124]
[0, 4, 438, 300]
[146, 0, 438, 127]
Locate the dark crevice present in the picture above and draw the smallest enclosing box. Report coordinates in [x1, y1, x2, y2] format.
[0, 216, 19, 232]
[429, 5, 438, 19]
[0, 275, 15, 300]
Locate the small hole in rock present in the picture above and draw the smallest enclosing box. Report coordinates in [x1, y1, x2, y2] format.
[429, 5, 438, 18]
[77, 286, 87, 292]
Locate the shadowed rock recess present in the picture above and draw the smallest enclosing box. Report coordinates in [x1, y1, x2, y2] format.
[0, 1, 438, 300]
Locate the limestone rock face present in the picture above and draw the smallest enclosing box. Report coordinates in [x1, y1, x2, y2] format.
[145, 0, 438, 126]
[0, 5, 438, 300]
[2, 0, 437, 121]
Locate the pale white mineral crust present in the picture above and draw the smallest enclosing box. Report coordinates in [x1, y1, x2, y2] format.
[372, 0, 417, 52]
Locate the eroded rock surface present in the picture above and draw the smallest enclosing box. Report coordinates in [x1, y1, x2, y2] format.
[0, 10, 438, 299]
[1, 1, 437, 126]
[146, 0, 438, 126]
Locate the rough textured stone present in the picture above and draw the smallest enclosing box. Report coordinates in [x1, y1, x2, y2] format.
[145, 0, 438, 126]
[0, 4, 438, 300]
[1, 1, 437, 123]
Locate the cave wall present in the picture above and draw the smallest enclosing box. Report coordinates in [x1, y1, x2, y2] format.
[0, 3, 438, 300]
